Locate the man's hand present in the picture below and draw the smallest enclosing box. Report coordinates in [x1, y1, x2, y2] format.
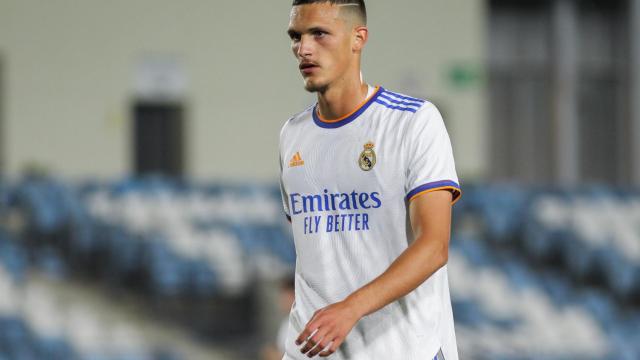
[295, 299, 362, 357]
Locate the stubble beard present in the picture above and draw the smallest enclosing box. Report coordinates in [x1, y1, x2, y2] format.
[303, 78, 328, 93]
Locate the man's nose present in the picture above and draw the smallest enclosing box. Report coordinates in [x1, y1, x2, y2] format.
[297, 35, 312, 58]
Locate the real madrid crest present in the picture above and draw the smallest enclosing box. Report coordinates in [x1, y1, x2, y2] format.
[358, 141, 377, 171]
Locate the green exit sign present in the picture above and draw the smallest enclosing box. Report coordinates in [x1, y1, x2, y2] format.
[448, 63, 485, 89]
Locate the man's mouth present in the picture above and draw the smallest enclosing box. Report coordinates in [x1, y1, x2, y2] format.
[299, 62, 319, 75]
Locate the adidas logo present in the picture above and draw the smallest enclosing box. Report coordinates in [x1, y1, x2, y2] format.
[289, 152, 305, 167]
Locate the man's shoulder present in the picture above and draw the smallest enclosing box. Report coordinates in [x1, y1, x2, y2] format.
[280, 104, 315, 136]
[373, 87, 434, 116]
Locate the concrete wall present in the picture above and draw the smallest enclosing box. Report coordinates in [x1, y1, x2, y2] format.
[0, 0, 488, 182]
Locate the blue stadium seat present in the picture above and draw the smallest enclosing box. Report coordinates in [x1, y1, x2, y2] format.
[34, 246, 68, 279]
[35, 337, 77, 360]
[0, 234, 28, 283]
[188, 259, 219, 296]
[144, 239, 188, 297]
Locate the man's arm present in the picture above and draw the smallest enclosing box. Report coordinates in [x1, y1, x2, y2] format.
[296, 189, 454, 358]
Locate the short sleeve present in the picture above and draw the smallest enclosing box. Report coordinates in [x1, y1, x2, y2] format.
[404, 103, 462, 205]
[279, 149, 292, 222]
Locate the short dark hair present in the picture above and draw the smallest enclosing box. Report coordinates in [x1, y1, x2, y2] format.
[291, 0, 367, 25]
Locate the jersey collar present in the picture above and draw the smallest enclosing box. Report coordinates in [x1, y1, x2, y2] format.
[312, 86, 383, 129]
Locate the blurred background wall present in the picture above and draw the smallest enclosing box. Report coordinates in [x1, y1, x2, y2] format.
[0, 0, 487, 182]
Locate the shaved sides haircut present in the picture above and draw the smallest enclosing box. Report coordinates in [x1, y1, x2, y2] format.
[291, 0, 367, 25]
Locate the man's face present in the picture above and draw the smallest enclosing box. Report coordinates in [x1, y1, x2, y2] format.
[288, 3, 355, 92]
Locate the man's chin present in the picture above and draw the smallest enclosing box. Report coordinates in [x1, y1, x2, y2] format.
[303, 80, 327, 93]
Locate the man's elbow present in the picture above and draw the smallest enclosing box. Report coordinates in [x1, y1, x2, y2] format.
[415, 234, 450, 270]
[434, 240, 449, 270]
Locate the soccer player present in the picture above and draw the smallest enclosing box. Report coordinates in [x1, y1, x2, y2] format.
[279, 1, 462, 359]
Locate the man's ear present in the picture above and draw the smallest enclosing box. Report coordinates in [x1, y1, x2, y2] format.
[353, 26, 368, 52]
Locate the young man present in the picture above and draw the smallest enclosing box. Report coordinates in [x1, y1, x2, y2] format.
[279, 1, 461, 359]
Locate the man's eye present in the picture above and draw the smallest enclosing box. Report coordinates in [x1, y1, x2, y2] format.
[313, 31, 326, 37]
[289, 33, 301, 41]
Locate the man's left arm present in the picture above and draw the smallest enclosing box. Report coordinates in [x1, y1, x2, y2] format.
[296, 189, 453, 358]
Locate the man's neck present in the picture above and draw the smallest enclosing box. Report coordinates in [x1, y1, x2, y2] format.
[316, 79, 369, 120]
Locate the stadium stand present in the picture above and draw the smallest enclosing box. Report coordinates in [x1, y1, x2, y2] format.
[0, 229, 182, 360]
[1, 175, 639, 359]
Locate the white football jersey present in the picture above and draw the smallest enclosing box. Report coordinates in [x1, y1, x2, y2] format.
[278, 84, 462, 360]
